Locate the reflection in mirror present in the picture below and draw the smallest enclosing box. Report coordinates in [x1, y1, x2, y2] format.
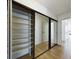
[35, 13, 49, 57]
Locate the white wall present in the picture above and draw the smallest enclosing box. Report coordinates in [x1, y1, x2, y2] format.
[35, 13, 49, 45]
[14, 0, 57, 20]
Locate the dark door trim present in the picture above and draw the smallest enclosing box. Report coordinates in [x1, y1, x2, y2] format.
[49, 18, 51, 49]
[31, 12, 35, 59]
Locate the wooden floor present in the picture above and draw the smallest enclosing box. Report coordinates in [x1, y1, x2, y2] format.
[18, 39, 71, 59]
[36, 39, 71, 59]
[17, 56, 32, 59]
[35, 42, 48, 57]
[36, 45, 70, 59]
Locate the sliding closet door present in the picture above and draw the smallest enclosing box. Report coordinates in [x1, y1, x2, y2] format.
[11, 2, 35, 59]
[51, 20, 57, 47]
[35, 13, 49, 57]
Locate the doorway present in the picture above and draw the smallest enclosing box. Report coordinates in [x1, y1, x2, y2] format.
[62, 18, 71, 44]
[62, 18, 71, 57]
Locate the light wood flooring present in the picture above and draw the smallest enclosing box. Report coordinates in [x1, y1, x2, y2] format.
[17, 55, 32, 59]
[35, 42, 48, 57]
[36, 39, 71, 59]
[36, 45, 70, 59]
[18, 39, 71, 59]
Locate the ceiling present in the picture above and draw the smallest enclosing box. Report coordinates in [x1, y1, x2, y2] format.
[35, 0, 71, 17]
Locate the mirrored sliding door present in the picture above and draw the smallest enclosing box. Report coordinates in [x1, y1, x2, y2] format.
[51, 20, 57, 47]
[35, 13, 49, 57]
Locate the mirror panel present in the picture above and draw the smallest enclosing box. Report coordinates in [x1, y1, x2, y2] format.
[51, 20, 57, 47]
[35, 13, 49, 57]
